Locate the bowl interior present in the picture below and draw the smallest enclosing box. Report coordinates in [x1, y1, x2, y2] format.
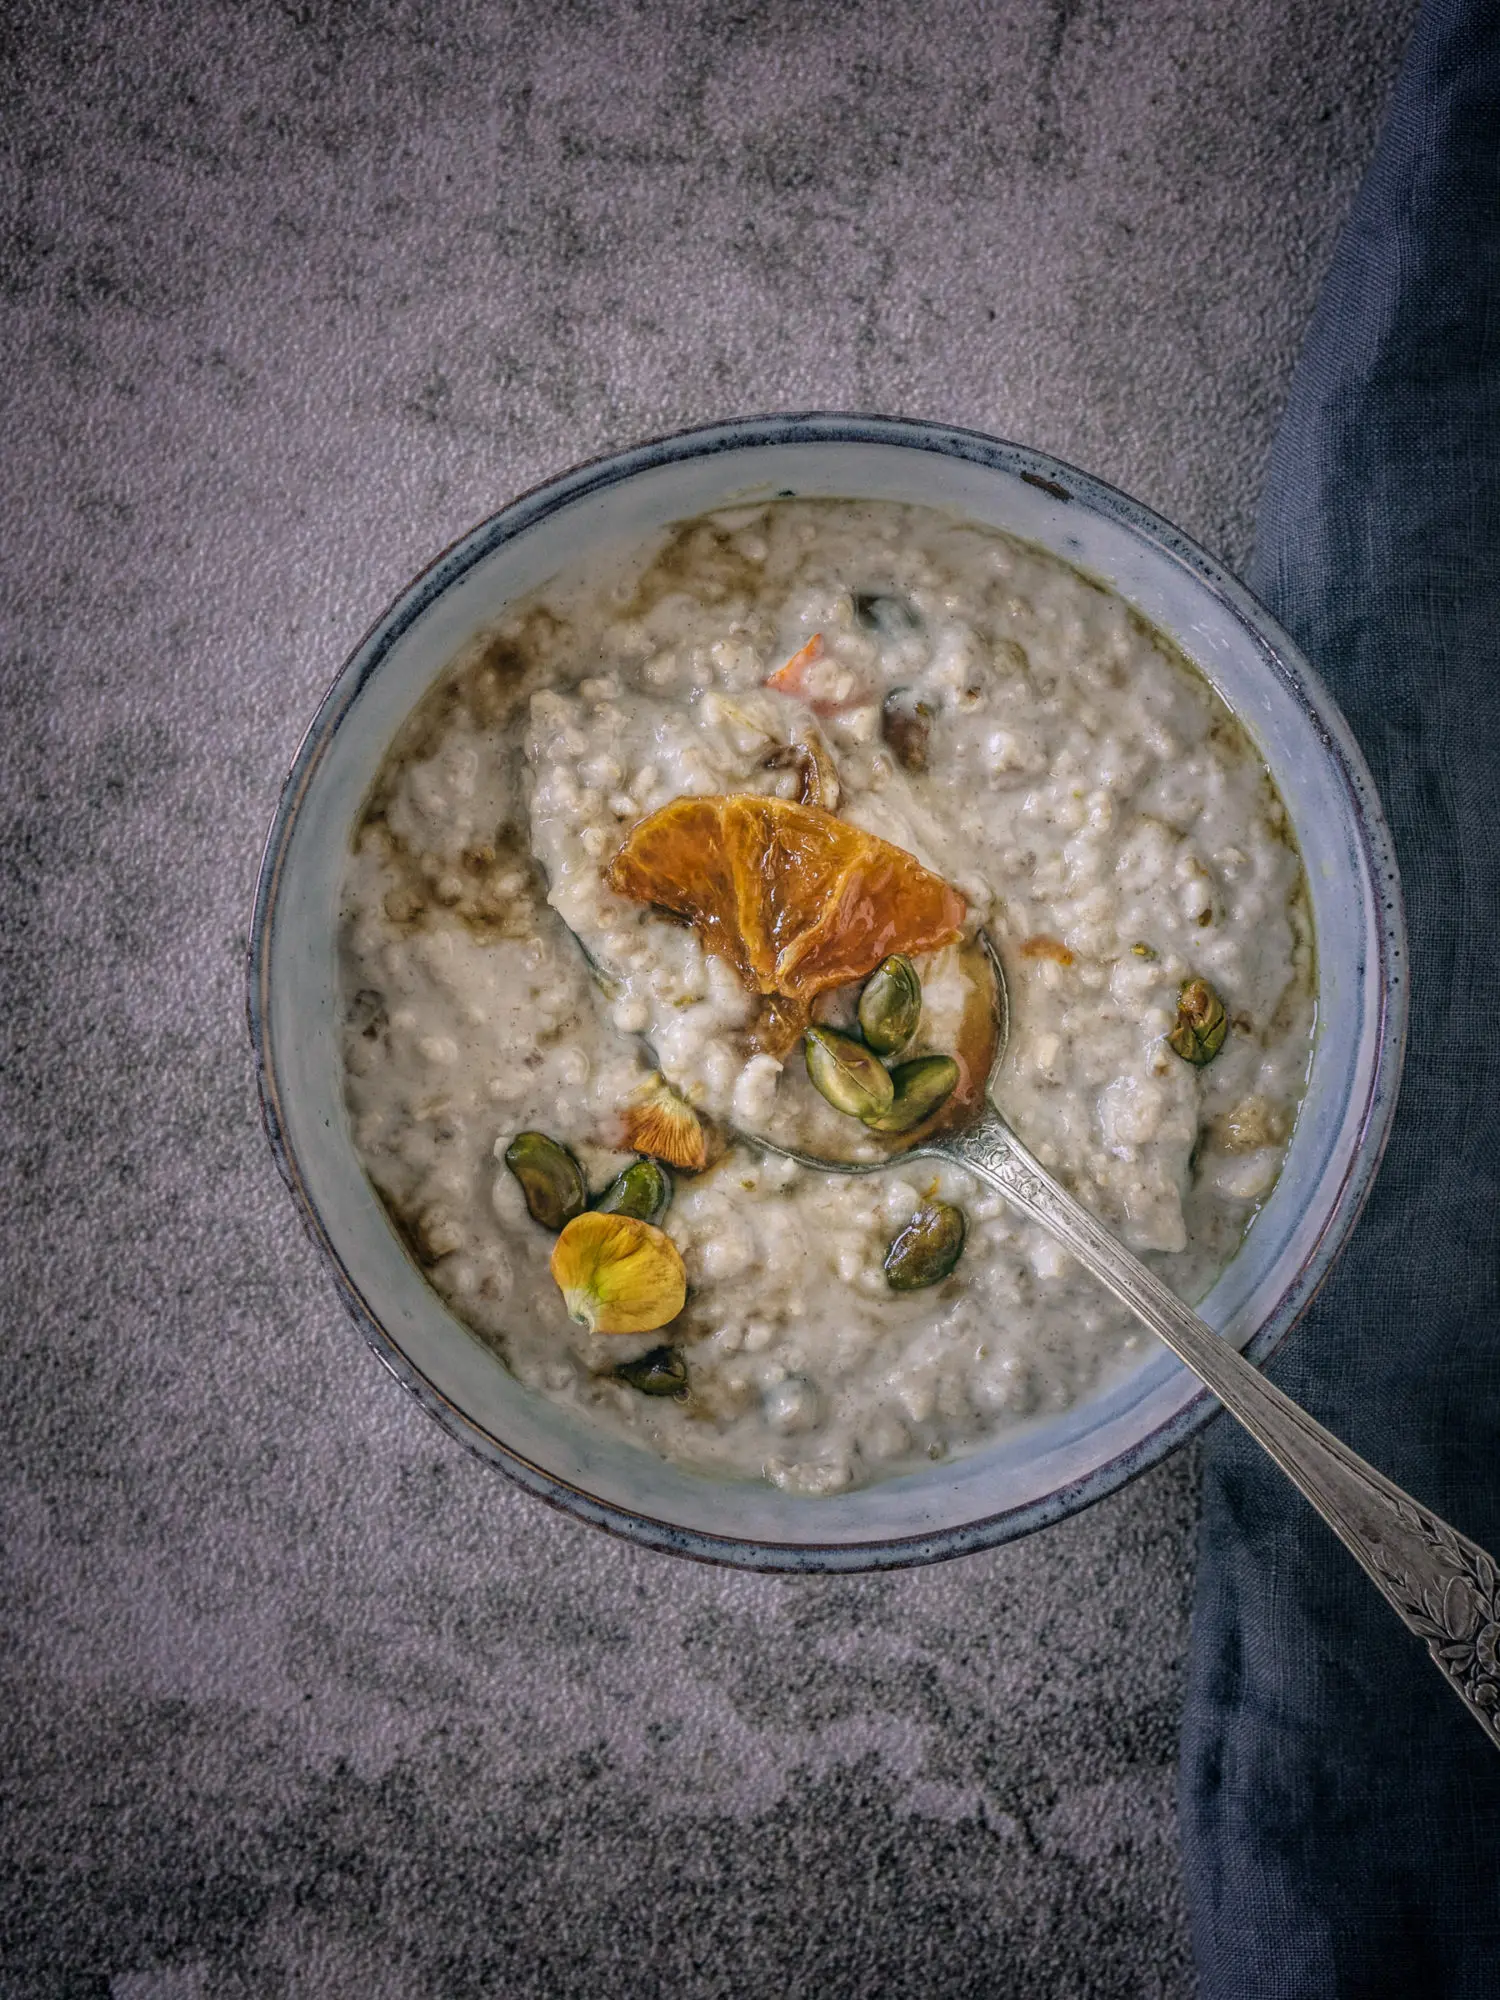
[252, 419, 1404, 1568]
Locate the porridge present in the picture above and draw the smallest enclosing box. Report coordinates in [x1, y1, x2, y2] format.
[339, 501, 1314, 1495]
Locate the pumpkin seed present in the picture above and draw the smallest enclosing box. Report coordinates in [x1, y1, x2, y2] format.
[857, 953, 922, 1057]
[881, 687, 934, 772]
[863, 1054, 959, 1133]
[593, 1157, 673, 1226]
[504, 1130, 587, 1232]
[804, 1025, 894, 1120]
[883, 1201, 967, 1290]
[1167, 978, 1228, 1066]
[613, 1345, 689, 1398]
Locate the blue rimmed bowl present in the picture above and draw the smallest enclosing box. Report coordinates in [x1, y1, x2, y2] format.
[248, 413, 1406, 1571]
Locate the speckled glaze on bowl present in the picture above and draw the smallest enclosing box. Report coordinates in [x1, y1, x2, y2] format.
[248, 414, 1407, 1571]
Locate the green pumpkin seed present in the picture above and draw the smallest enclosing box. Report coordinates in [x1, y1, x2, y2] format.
[593, 1157, 673, 1226]
[857, 954, 923, 1057]
[863, 1054, 960, 1133]
[804, 1025, 894, 1121]
[1167, 978, 1228, 1066]
[884, 1201, 967, 1291]
[504, 1130, 587, 1232]
[613, 1345, 688, 1398]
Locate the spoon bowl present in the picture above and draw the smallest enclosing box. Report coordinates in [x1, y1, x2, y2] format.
[727, 929, 1011, 1174]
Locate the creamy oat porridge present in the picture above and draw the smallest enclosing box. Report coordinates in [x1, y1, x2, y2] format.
[339, 501, 1314, 1495]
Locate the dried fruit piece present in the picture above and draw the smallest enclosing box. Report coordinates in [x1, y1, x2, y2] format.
[764, 633, 863, 714]
[606, 795, 965, 1005]
[762, 730, 841, 812]
[765, 631, 824, 696]
[622, 1076, 708, 1172]
[881, 688, 934, 772]
[884, 1201, 967, 1290]
[1020, 935, 1074, 966]
[1168, 978, 1228, 1066]
[593, 1158, 673, 1225]
[863, 1054, 959, 1134]
[805, 1026, 895, 1121]
[857, 954, 922, 1057]
[504, 1131, 587, 1232]
[613, 1345, 688, 1397]
[550, 1213, 687, 1335]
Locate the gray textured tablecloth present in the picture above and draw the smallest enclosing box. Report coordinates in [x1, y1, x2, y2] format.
[0, 5, 1416, 1994]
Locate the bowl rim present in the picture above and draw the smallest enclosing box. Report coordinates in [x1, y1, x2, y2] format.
[247, 410, 1408, 1572]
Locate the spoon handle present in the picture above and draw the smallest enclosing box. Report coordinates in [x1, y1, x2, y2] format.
[943, 1113, 1500, 1750]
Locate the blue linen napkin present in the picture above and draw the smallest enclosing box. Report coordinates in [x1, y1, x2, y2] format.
[1179, 0, 1500, 1992]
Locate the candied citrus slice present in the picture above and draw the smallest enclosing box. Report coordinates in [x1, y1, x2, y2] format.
[605, 795, 966, 1003]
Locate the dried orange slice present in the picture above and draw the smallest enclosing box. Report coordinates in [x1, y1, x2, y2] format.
[605, 795, 966, 1004]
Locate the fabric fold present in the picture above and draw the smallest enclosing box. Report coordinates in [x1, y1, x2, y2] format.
[1180, 1, 1500, 1992]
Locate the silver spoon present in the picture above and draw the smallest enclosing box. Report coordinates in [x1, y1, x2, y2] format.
[740, 932, 1500, 1749]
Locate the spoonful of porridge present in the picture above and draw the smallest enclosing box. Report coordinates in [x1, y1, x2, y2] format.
[586, 793, 1500, 1749]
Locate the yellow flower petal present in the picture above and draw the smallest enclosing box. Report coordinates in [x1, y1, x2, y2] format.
[549, 1212, 688, 1336]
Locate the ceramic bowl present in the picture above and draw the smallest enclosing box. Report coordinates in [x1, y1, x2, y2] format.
[248, 414, 1407, 1570]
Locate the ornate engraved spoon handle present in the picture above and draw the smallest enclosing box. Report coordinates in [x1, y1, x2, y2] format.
[940, 1111, 1500, 1750]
